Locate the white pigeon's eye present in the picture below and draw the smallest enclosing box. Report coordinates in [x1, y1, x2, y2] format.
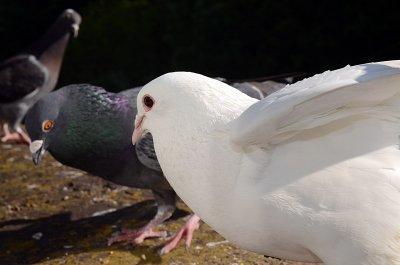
[143, 94, 154, 111]
[42, 120, 55, 132]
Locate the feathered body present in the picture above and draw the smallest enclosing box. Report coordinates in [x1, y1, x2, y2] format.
[134, 61, 400, 264]
[26, 84, 182, 252]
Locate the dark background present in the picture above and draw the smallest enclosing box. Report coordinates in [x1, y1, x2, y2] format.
[1, 0, 399, 92]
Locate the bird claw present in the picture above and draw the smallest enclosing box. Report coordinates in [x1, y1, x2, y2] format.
[1, 124, 30, 144]
[1, 132, 30, 144]
[107, 228, 168, 246]
[159, 214, 201, 255]
[107, 215, 201, 255]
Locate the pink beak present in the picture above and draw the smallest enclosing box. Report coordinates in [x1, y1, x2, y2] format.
[132, 115, 144, 145]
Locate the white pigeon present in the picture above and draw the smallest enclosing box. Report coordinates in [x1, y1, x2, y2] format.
[131, 61, 400, 265]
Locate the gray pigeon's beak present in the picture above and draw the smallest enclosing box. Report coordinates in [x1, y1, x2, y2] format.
[71, 24, 79, 38]
[132, 115, 145, 145]
[29, 140, 46, 165]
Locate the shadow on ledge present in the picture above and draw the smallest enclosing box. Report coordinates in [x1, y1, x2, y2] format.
[0, 200, 188, 265]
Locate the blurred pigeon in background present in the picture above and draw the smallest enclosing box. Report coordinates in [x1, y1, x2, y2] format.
[231, 80, 286, 99]
[217, 72, 304, 99]
[0, 9, 81, 144]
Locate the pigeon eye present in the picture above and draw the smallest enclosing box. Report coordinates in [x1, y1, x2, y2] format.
[143, 95, 154, 111]
[42, 120, 55, 132]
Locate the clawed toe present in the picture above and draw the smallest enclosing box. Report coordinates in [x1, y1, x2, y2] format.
[159, 214, 201, 255]
[108, 228, 167, 246]
[1, 132, 30, 144]
[107, 215, 201, 255]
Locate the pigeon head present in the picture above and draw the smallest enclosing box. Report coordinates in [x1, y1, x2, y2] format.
[57, 9, 82, 38]
[25, 89, 67, 165]
[132, 72, 256, 144]
[42, 9, 82, 42]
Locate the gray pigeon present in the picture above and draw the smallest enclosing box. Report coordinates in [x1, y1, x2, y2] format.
[25, 84, 180, 253]
[0, 9, 81, 144]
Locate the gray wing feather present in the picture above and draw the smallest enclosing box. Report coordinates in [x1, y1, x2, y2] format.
[0, 55, 48, 103]
[135, 133, 162, 172]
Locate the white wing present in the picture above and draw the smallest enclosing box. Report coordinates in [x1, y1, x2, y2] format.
[229, 60, 400, 148]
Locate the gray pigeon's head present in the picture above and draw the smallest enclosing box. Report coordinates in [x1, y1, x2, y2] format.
[53, 9, 82, 38]
[25, 88, 68, 164]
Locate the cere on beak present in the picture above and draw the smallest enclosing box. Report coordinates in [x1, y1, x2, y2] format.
[29, 140, 45, 165]
[72, 24, 79, 38]
[132, 115, 145, 145]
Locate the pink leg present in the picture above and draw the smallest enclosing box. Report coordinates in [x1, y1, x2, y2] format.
[159, 214, 201, 255]
[16, 128, 31, 144]
[108, 227, 167, 246]
[1, 124, 31, 144]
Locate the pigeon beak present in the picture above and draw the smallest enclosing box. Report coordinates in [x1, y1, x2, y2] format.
[29, 140, 46, 165]
[132, 115, 145, 145]
[71, 24, 79, 38]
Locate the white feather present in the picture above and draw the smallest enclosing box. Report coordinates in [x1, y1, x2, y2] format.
[230, 61, 400, 148]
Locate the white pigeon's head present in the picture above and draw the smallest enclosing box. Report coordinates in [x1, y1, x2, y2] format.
[132, 72, 256, 145]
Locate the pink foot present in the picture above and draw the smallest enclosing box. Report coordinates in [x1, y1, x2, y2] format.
[108, 227, 168, 246]
[159, 214, 201, 255]
[1, 132, 29, 144]
[1, 124, 30, 144]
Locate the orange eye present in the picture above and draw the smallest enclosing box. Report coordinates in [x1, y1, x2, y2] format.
[42, 120, 55, 132]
